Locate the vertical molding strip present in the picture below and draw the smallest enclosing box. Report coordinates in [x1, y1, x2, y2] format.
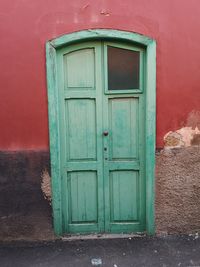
[46, 42, 62, 234]
[146, 40, 156, 234]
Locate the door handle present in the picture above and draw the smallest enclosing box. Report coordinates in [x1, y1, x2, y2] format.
[103, 131, 109, 136]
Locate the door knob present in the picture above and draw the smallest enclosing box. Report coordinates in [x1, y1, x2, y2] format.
[103, 131, 109, 136]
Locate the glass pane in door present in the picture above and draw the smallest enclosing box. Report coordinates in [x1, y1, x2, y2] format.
[107, 46, 140, 90]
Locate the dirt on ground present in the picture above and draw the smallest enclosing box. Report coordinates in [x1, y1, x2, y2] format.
[0, 235, 200, 267]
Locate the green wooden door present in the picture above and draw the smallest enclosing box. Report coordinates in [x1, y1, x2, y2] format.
[56, 41, 146, 234]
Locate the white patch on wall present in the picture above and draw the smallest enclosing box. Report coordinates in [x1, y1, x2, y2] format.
[41, 169, 52, 202]
[164, 110, 200, 148]
[164, 126, 200, 148]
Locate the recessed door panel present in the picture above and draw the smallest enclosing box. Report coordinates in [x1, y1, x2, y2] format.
[68, 171, 98, 224]
[109, 98, 138, 160]
[64, 48, 95, 88]
[110, 171, 139, 222]
[66, 99, 97, 161]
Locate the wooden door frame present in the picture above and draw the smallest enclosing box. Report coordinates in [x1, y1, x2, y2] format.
[46, 29, 156, 235]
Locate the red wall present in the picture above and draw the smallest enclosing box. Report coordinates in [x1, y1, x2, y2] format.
[1, 0, 200, 150]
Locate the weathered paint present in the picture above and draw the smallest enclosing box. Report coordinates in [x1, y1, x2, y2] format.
[164, 127, 200, 148]
[1, 0, 200, 149]
[46, 29, 156, 235]
[164, 110, 200, 148]
[41, 169, 52, 202]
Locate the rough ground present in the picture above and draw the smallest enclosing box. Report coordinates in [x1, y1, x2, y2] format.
[0, 235, 200, 267]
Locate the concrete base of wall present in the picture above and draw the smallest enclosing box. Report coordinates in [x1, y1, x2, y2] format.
[0, 148, 199, 240]
[156, 146, 200, 234]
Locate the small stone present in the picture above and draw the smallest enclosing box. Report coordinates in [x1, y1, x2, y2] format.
[91, 258, 102, 266]
[194, 233, 199, 239]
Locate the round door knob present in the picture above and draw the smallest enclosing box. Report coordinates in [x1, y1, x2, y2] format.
[103, 131, 109, 136]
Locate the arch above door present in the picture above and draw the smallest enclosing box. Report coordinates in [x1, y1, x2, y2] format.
[46, 29, 156, 235]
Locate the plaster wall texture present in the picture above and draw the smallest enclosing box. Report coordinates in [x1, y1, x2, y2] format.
[156, 146, 200, 234]
[1, 0, 200, 149]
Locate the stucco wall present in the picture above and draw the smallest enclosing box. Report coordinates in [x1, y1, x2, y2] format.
[1, 0, 200, 149]
[156, 146, 200, 234]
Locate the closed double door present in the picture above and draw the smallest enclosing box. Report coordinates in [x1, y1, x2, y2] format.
[57, 41, 146, 234]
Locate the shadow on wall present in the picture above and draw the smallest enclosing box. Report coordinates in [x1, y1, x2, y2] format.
[0, 150, 55, 241]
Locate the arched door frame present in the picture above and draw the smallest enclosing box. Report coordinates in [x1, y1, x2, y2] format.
[46, 29, 156, 235]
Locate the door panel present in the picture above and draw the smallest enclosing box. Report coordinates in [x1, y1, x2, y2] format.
[64, 48, 95, 88]
[66, 99, 97, 160]
[109, 98, 138, 160]
[68, 171, 98, 223]
[110, 170, 139, 222]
